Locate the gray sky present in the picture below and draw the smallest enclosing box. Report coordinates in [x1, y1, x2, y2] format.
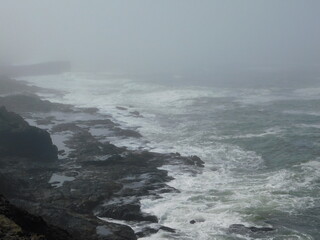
[1, 0, 320, 74]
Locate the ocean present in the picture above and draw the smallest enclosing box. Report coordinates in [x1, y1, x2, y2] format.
[20, 73, 320, 239]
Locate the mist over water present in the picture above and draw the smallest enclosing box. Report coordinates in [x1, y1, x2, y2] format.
[19, 72, 320, 239]
[1, 0, 320, 85]
[2, 0, 320, 239]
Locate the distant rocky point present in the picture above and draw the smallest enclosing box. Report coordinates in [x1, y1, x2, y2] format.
[0, 61, 71, 77]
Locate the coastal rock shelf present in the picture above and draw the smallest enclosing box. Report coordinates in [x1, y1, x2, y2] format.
[0, 76, 205, 239]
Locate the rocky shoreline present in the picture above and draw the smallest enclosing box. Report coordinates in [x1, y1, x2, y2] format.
[0, 76, 204, 239]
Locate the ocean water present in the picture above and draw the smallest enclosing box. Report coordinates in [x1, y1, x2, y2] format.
[20, 73, 320, 239]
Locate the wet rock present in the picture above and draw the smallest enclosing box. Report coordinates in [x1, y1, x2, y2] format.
[0, 76, 39, 94]
[51, 123, 83, 133]
[0, 94, 72, 113]
[135, 226, 175, 238]
[36, 116, 56, 125]
[135, 227, 158, 238]
[0, 107, 58, 160]
[0, 174, 29, 198]
[78, 119, 118, 127]
[188, 155, 205, 167]
[159, 226, 175, 233]
[229, 224, 275, 234]
[97, 203, 158, 223]
[113, 127, 142, 138]
[130, 111, 142, 117]
[81, 107, 99, 114]
[0, 95, 205, 240]
[57, 150, 66, 156]
[0, 194, 74, 240]
[116, 106, 128, 111]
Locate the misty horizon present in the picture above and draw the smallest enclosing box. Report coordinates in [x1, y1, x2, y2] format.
[1, 2, 320, 239]
[1, 0, 320, 84]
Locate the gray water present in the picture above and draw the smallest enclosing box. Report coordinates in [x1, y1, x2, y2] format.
[21, 73, 320, 239]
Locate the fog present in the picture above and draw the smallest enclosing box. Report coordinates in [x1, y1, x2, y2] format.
[1, 0, 320, 84]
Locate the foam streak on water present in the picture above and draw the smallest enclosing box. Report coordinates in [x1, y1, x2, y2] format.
[19, 73, 320, 239]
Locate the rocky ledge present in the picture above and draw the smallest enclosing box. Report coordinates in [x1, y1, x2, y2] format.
[0, 77, 205, 239]
[0, 106, 58, 161]
[0, 194, 73, 240]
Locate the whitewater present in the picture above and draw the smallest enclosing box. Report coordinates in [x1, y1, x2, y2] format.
[19, 73, 320, 240]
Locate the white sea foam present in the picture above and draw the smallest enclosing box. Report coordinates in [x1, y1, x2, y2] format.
[20, 72, 318, 239]
[49, 173, 75, 188]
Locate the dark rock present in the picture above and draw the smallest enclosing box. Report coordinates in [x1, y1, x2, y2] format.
[130, 111, 142, 117]
[190, 220, 196, 224]
[0, 76, 39, 94]
[26, 203, 136, 240]
[81, 107, 99, 114]
[116, 106, 128, 111]
[97, 203, 158, 223]
[0, 94, 52, 112]
[0, 107, 58, 160]
[0, 95, 205, 240]
[159, 226, 176, 233]
[0, 194, 74, 240]
[229, 224, 275, 234]
[135, 227, 158, 238]
[51, 123, 83, 133]
[113, 127, 142, 138]
[36, 116, 56, 125]
[248, 226, 275, 232]
[135, 226, 175, 238]
[0, 94, 73, 113]
[57, 150, 66, 156]
[0, 174, 29, 198]
[189, 155, 205, 167]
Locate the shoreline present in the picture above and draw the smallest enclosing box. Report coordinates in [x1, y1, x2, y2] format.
[0, 75, 204, 239]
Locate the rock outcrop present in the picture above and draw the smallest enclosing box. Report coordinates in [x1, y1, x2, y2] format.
[0, 76, 205, 239]
[0, 194, 73, 240]
[0, 94, 72, 113]
[0, 106, 58, 160]
[0, 75, 39, 95]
